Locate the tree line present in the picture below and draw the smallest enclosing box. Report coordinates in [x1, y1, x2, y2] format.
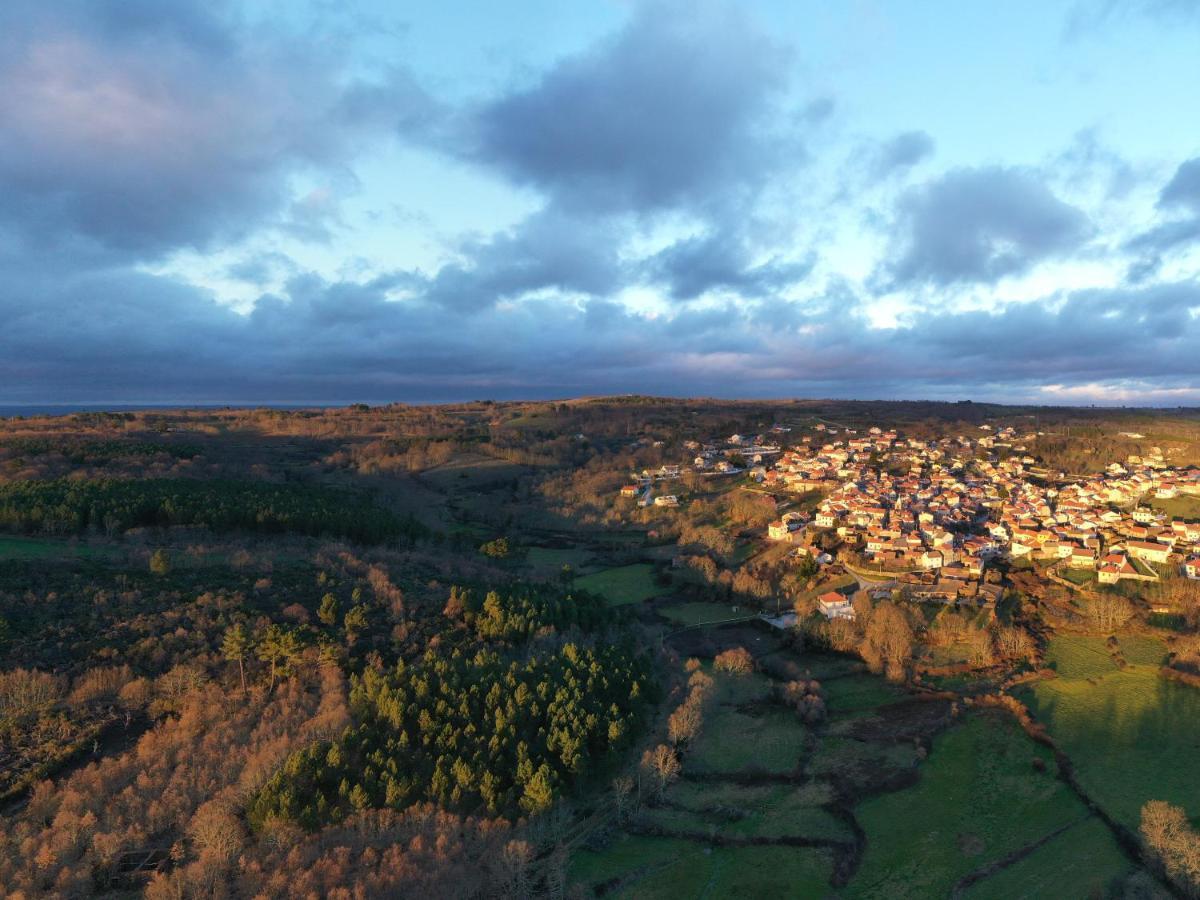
[0, 477, 424, 544]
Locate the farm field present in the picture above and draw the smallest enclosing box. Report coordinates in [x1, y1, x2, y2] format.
[848, 712, 1111, 899]
[568, 834, 835, 899]
[1019, 634, 1200, 830]
[571, 631, 978, 898]
[684, 672, 809, 775]
[0, 535, 114, 561]
[962, 816, 1134, 900]
[1150, 493, 1200, 520]
[524, 545, 596, 577]
[657, 601, 751, 627]
[573, 563, 665, 606]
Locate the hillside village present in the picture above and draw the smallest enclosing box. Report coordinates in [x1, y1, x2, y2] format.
[623, 421, 1200, 620]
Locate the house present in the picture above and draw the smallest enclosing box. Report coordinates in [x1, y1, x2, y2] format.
[1068, 546, 1097, 568]
[1127, 540, 1171, 565]
[919, 549, 944, 570]
[1098, 554, 1138, 584]
[653, 495, 679, 508]
[817, 591, 855, 621]
[1184, 556, 1200, 580]
[815, 510, 841, 528]
[619, 484, 641, 498]
[768, 519, 803, 541]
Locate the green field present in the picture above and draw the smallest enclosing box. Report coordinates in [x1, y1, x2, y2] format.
[657, 780, 851, 842]
[658, 601, 749, 626]
[0, 536, 112, 561]
[849, 713, 1110, 899]
[524, 545, 595, 577]
[569, 834, 835, 899]
[1059, 566, 1095, 587]
[570, 637, 1157, 898]
[1150, 493, 1200, 520]
[573, 563, 665, 606]
[962, 816, 1134, 900]
[1019, 635, 1200, 829]
[820, 672, 908, 716]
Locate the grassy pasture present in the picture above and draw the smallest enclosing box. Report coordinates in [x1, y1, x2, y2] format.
[819, 672, 908, 716]
[0, 536, 114, 561]
[685, 703, 808, 775]
[1150, 493, 1200, 520]
[1019, 635, 1200, 830]
[658, 601, 749, 627]
[573, 563, 664, 606]
[569, 834, 834, 899]
[848, 713, 1087, 899]
[418, 454, 529, 491]
[963, 815, 1133, 900]
[660, 781, 850, 842]
[524, 545, 595, 577]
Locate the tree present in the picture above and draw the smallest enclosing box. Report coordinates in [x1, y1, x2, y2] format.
[612, 774, 635, 822]
[221, 623, 253, 695]
[994, 625, 1033, 661]
[480, 537, 510, 559]
[1086, 593, 1134, 633]
[640, 744, 680, 799]
[317, 593, 340, 627]
[861, 601, 914, 681]
[343, 604, 369, 645]
[1141, 799, 1200, 894]
[443, 585, 468, 620]
[149, 549, 171, 575]
[667, 695, 703, 745]
[520, 765, 555, 815]
[257, 624, 302, 693]
[714, 647, 754, 674]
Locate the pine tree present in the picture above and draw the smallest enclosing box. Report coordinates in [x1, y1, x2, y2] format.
[221, 622, 253, 695]
[318, 592, 340, 627]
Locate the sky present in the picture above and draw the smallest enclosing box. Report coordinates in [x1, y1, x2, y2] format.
[2, 0, 1199, 407]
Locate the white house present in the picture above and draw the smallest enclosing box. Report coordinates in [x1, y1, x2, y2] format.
[817, 591, 855, 621]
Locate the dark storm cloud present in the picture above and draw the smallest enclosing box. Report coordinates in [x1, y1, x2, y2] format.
[870, 131, 935, 181]
[469, 0, 791, 214]
[419, 209, 626, 311]
[0, 0, 431, 260]
[418, 0, 808, 311]
[4, 255, 1197, 404]
[884, 166, 1091, 287]
[645, 231, 815, 301]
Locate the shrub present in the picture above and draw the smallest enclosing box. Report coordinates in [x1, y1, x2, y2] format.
[713, 647, 754, 675]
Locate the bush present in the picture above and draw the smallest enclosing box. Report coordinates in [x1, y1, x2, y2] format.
[713, 647, 754, 675]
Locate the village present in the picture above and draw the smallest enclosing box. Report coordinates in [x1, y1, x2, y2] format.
[622, 421, 1200, 622]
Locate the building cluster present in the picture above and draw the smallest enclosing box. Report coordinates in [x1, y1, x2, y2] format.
[618, 422, 1200, 620]
[755, 425, 1200, 590]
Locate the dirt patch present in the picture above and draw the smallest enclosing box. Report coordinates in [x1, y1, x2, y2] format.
[844, 696, 956, 744]
[957, 831, 985, 857]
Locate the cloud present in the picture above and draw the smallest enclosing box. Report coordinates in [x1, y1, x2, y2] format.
[0, 0, 431, 260]
[884, 166, 1091, 287]
[1159, 156, 1200, 214]
[467, 0, 791, 215]
[645, 230, 815, 301]
[3, 255, 1197, 405]
[870, 131, 935, 181]
[1065, 0, 1200, 37]
[418, 209, 626, 311]
[1124, 156, 1200, 272]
